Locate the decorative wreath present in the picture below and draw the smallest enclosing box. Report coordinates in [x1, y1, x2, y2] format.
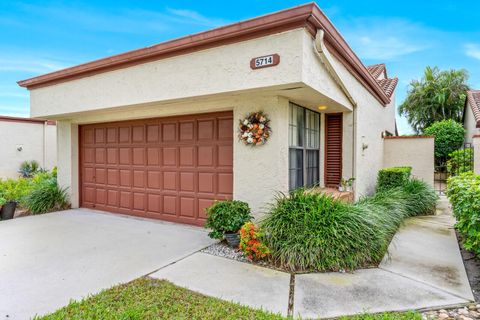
[238, 111, 271, 146]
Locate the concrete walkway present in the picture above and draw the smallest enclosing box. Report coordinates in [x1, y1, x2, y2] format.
[0, 209, 214, 320]
[152, 199, 474, 318]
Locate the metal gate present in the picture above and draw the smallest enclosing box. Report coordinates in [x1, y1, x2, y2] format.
[434, 142, 474, 195]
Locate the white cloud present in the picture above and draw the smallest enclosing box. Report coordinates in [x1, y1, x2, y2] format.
[0, 56, 73, 73]
[166, 8, 229, 27]
[337, 18, 432, 61]
[465, 43, 480, 60]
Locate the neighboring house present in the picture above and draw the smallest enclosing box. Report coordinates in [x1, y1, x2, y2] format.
[0, 116, 56, 179]
[463, 90, 480, 143]
[18, 3, 398, 224]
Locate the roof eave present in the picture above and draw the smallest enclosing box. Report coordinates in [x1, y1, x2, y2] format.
[17, 2, 391, 105]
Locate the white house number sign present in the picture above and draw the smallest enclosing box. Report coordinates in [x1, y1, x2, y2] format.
[250, 54, 280, 70]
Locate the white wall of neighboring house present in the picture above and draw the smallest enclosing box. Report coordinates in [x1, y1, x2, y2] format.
[383, 136, 435, 186]
[464, 104, 480, 143]
[0, 119, 56, 179]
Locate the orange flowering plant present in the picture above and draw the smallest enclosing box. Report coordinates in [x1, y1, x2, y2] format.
[239, 222, 270, 260]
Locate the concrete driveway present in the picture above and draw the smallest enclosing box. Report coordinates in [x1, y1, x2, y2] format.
[0, 209, 214, 320]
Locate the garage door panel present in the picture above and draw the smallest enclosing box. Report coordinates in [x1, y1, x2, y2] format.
[198, 146, 214, 167]
[107, 190, 118, 206]
[198, 119, 214, 140]
[133, 170, 145, 188]
[95, 168, 106, 184]
[119, 170, 131, 187]
[147, 171, 161, 189]
[132, 126, 145, 143]
[163, 196, 177, 215]
[147, 194, 161, 212]
[147, 148, 160, 166]
[163, 172, 176, 190]
[162, 147, 177, 166]
[180, 122, 194, 141]
[180, 172, 195, 192]
[107, 148, 117, 164]
[179, 147, 194, 167]
[162, 123, 176, 142]
[218, 118, 233, 140]
[218, 145, 233, 167]
[218, 173, 233, 195]
[180, 197, 195, 218]
[119, 127, 130, 143]
[106, 127, 117, 143]
[147, 125, 160, 142]
[80, 111, 232, 226]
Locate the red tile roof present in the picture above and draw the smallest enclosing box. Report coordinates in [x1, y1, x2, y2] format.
[466, 90, 480, 128]
[17, 3, 392, 106]
[366, 63, 387, 80]
[377, 78, 398, 98]
[366, 64, 398, 98]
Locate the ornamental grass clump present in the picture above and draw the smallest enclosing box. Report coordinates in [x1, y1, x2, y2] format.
[261, 178, 437, 272]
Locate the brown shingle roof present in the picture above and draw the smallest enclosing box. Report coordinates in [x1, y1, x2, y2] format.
[467, 90, 480, 128]
[377, 78, 398, 98]
[366, 63, 386, 80]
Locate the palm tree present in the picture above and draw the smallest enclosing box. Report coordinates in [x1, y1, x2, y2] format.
[399, 67, 470, 133]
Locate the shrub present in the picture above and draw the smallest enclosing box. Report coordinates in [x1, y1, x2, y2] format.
[18, 160, 40, 178]
[239, 222, 270, 260]
[401, 179, 438, 216]
[376, 167, 412, 191]
[261, 181, 437, 272]
[22, 178, 70, 214]
[423, 120, 465, 163]
[447, 173, 480, 255]
[205, 200, 252, 239]
[0, 178, 32, 203]
[447, 148, 474, 176]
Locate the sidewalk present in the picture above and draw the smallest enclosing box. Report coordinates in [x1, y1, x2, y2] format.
[151, 198, 474, 318]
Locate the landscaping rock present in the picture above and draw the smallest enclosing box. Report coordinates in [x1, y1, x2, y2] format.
[201, 242, 249, 263]
[422, 304, 480, 319]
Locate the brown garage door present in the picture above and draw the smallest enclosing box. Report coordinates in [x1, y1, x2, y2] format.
[79, 111, 233, 226]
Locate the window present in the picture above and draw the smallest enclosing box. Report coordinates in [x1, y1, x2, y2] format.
[289, 103, 320, 190]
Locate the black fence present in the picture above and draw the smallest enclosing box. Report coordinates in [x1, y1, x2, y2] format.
[434, 143, 474, 195]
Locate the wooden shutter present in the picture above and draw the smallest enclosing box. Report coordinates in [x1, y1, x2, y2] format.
[325, 113, 343, 187]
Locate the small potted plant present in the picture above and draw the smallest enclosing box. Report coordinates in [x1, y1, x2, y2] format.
[339, 178, 348, 192]
[346, 178, 355, 192]
[205, 200, 253, 247]
[0, 179, 28, 220]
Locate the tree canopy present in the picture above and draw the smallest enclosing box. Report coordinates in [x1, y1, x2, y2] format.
[398, 66, 470, 133]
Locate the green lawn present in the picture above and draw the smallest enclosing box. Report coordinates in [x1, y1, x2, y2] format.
[34, 277, 421, 320]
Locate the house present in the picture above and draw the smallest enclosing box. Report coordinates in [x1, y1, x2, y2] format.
[0, 116, 56, 179]
[18, 3, 398, 224]
[463, 90, 480, 143]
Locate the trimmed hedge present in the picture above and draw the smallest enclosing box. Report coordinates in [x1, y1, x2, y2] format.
[447, 173, 480, 255]
[376, 167, 412, 192]
[261, 178, 437, 272]
[447, 148, 474, 176]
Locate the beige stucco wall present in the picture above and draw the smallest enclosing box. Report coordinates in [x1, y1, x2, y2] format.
[464, 105, 480, 143]
[30, 29, 306, 118]
[57, 96, 288, 217]
[473, 136, 480, 175]
[383, 137, 435, 186]
[0, 121, 56, 179]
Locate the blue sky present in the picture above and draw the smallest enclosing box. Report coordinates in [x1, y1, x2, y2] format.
[1, 1, 479, 133]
